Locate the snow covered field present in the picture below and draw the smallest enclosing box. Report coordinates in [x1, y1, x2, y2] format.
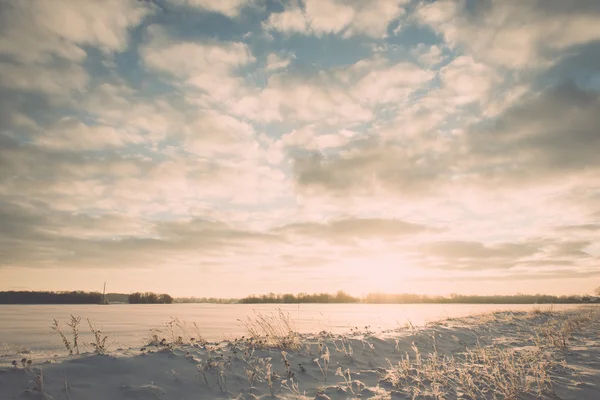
[0, 303, 582, 357]
[1, 305, 598, 399]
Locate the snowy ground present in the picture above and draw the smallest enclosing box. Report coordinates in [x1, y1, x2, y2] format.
[1, 306, 599, 399]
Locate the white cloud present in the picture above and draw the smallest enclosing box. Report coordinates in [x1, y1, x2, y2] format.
[182, 110, 257, 158]
[265, 53, 292, 71]
[230, 55, 431, 124]
[229, 73, 374, 124]
[0, 61, 89, 95]
[280, 126, 357, 151]
[170, 0, 252, 17]
[436, 56, 499, 106]
[83, 82, 185, 144]
[263, 7, 308, 34]
[351, 61, 434, 105]
[141, 26, 254, 99]
[0, 0, 151, 63]
[34, 118, 144, 150]
[264, 0, 408, 38]
[412, 44, 445, 67]
[416, 0, 600, 68]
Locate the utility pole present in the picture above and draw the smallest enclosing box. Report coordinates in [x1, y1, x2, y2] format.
[102, 282, 106, 305]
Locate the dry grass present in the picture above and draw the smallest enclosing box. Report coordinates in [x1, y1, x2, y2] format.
[52, 315, 109, 355]
[239, 309, 303, 351]
[536, 307, 597, 350]
[383, 340, 555, 399]
[145, 317, 206, 349]
[381, 306, 600, 399]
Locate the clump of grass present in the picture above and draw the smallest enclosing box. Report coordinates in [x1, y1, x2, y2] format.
[67, 315, 81, 355]
[281, 378, 304, 397]
[240, 348, 275, 390]
[33, 367, 44, 392]
[266, 361, 276, 396]
[281, 351, 293, 378]
[51, 319, 73, 355]
[531, 305, 554, 317]
[146, 318, 206, 349]
[383, 339, 555, 399]
[385, 334, 554, 399]
[335, 367, 355, 395]
[53, 315, 104, 355]
[332, 337, 354, 361]
[240, 309, 302, 351]
[198, 357, 228, 392]
[540, 323, 572, 350]
[536, 308, 593, 350]
[314, 344, 330, 383]
[87, 319, 109, 354]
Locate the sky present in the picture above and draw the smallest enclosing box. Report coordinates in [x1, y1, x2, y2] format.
[0, 0, 599, 298]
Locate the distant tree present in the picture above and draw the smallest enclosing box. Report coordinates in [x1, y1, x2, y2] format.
[595, 287, 600, 297]
[128, 292, 173, 304]
[158, 293, 174, 304]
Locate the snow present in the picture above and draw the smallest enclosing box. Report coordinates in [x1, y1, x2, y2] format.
[1, 306, 599, 399]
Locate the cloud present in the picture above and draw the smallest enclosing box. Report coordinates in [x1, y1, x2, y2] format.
[169, 0, 254, 17]
[292, 139, 450, 197]
[413, 239, 595, 272]
[1, 0, 599, 295]
[419, 240, 541, 260]
[291, 79, 600, 201]
[275, 217, 430, 242]
[463, 83, 600, 184]
[231, 55, 432, 124]
[435, 56, 499, 106]
[264, 0, 408, 38]
[279, 127, 357, 151]
[0, 0, 151, 63]
[265, 53, 292, 71]
[34, 118, 145, 150]
[140, 26, 255, 99]
[0, 199, 282, 270]
[230, 71, 375, 124]
[416, 0, 600, 68]
[0, 61, 89, 96]
[411, 44, 445, 67]
[556, 224, 600, 232]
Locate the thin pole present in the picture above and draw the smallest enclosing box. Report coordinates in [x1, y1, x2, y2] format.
[102, 282, 106, 304]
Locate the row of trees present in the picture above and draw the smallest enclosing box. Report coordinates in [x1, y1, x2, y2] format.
[364, 293, 593, 304]
[239, 290, 359, 304]
[1, 290, 597, 304]
[0, 291, 102, 304]
[174, 297, 238, 304]
[238, 291, 597, 304]
[0, 291, 176, 304]
[128, 292, 174, 304]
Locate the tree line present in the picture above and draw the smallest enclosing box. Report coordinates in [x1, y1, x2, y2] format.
[174, 296, 238, 304]
[128, 292, 174, 304]
[0, 291, 174, 304]
[238, 291, 597, 304]
[1, 290, 596, 304]
[239, 290, 359, 304]
[0, 291, 102, 304]
[363, 293, 593, 304]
